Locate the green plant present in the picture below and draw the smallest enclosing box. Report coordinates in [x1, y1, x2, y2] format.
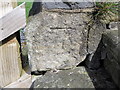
[18, 1, 33, 18]
[88, 2, 118, 26]
[85, 2, 118, 52]
[94, 2, 118, 23]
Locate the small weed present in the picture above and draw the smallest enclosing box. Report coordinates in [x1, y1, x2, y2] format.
[85, 2, 118, 52]
[87, 2, 118, 27]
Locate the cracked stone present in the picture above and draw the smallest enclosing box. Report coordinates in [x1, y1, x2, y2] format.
[25, 10, 105, 71]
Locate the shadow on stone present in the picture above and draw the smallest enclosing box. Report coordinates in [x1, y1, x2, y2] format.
[31, 71, 47, 76]
[85, 66, 119, 89]
[29, 1, 42, 16]
[78, 41, 119, 89]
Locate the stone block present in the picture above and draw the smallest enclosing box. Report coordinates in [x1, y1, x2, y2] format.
[42, 1, 94, 9]
[102, 30, 119, 64]
[102, 30, 120, 88]
[25, 10, 105, 71]
[104, 55, 120, 88]
[32, 67, 95, 88]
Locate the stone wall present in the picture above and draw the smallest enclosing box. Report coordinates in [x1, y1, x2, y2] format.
[25, 8, 105, 72]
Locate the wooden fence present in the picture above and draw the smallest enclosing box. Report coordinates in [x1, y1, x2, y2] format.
[0, 1, 26, 87]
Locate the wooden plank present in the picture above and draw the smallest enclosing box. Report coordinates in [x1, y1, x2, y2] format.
[5, 71, 32, 88]
[0, 1, 26, 88]
[0, 1, 17, 18]
[5, 66, 32, 88]
[0, 2, 13, 18]
[5, 76, 32, 88]
[0, 2, 26, 41]
[0, 33, 22, 87]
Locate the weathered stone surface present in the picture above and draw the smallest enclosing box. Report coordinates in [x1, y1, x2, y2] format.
[104, 55, 120, 88]
[25, 10, 105, 71]
[102, 30, 119, 63]
[85, 67, 119, 89]
[109, 22, 118, 30]
[85, 28, 119, 80]
[42, 1, 94, 9]
[102, 30, 118, 47]
[32, 67, 95, 88]
[102, 30, 120, 88]
[85, 40, 103, 69]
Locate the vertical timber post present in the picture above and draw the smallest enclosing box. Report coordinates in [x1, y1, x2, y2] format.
[0, 0, 23, 87]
